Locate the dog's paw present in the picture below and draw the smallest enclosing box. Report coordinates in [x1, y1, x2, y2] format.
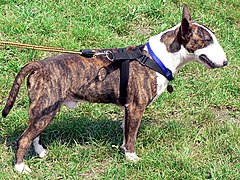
[125, 152, 141, 162]
[15, 163, 32, 174]
[39, 149, 48, 158]
[33, 137, 48, 158]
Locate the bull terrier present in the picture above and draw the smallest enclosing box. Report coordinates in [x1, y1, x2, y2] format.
[2, 5, 227, 173]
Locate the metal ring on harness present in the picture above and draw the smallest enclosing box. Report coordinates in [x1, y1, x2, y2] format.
[105, 50, 115, 62]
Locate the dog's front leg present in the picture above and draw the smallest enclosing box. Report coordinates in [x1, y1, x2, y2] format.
[121, 103, 146, 162]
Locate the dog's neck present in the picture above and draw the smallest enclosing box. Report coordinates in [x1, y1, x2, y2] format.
[144, 23, 195, 74]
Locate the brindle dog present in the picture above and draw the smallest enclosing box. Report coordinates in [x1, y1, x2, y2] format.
[2, 5, 227, 173]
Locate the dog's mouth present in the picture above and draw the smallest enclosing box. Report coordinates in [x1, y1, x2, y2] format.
[199, 54, 217, 69]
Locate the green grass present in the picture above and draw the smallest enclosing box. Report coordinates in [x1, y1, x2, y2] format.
[0, 0, 239, 179]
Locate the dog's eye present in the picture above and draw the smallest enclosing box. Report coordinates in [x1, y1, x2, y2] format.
[203, 37, 213, 43]
[205, 39, 212, 42]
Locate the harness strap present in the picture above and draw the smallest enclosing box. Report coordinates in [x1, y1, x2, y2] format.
[111, 45, 174, 105]
[136, 53, 167, 78]
[145, 42, 174, 81]
[112, 45, 174, 80]
[119, 60, 130, 105]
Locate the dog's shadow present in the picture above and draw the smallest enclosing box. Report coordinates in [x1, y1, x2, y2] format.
[2, 110, 125, 160]
[44, 113, 124, 147]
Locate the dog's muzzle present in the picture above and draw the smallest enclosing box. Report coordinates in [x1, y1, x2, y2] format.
[199, 54, 228, 68]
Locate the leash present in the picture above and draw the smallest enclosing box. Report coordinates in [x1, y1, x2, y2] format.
[0, 40, 98, 58]
[0, 40, 86, 54]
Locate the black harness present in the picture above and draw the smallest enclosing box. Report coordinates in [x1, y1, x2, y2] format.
[81, 45, 174, 105]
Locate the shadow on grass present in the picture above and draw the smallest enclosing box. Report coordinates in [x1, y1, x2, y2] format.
[1, 112, 126, 159]
[43, 113, 124, 147]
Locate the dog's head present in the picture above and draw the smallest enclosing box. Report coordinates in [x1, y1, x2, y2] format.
[179, 5, 228, 68]
[161, 5, 228, 69]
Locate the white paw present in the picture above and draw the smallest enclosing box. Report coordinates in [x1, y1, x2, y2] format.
[121, 144, 127, 151]
[39, 149, 48, 158]
[15, 163, 32, 174]
[125, 152, 140, 162]
[33, 136, 48, 158]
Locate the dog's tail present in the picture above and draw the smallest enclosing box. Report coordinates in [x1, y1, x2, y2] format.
[2, 61, 40, 118]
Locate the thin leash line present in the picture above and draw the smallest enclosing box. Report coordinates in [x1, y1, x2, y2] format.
[0, 40, 84, 54]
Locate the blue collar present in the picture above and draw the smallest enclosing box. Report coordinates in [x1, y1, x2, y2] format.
[146, 42, 174, 81]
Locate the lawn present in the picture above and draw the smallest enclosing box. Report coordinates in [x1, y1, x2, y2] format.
[0, 0, 239, 179]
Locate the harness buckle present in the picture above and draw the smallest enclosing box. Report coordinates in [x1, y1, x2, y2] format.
[138, 56, 148, 66]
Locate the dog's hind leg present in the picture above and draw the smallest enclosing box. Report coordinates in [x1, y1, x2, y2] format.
[14, 104, 60, 173]
[15, 116, 55, 173]
[121, 104, 146, 162]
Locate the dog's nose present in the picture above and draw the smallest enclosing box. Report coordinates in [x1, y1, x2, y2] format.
[223, 60, 228, 66]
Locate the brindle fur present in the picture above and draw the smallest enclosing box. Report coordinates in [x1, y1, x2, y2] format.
[2, 46, 157, 165]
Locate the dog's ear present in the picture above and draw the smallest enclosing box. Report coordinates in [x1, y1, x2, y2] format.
[180, 5, 192, 41]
